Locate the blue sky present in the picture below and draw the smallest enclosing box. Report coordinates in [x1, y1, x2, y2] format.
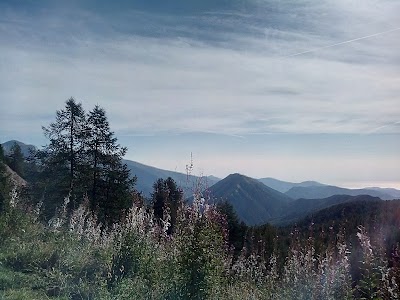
[0, 0, 399, 188]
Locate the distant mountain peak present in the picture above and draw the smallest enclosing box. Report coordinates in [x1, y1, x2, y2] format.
[208, 173, 293, 225]
[2, 140, 36, 157]
[227, 173, 245, 178]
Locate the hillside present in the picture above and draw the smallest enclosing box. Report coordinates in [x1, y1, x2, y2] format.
[208, 174, 387, 226]
[285, 185, 395, 200]
[258, 177, 325, 193]
[1, 163, 27, 188]
[123, 159, 219, 198]
[291, 199, 400, 245]
[369, 187, 400, 199]
[208, 173, 293, 225]
[272, 194, 381, 226]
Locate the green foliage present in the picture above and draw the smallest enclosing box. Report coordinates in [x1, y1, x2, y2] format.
[174, 200, 229, 299]
[0, 207, 111, 299]
[2, 195, 400, 299]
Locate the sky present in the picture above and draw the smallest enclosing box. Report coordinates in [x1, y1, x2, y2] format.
[0, 0, 399, 188]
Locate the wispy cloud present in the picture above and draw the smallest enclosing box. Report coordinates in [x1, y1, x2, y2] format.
[0, 1, 399, 186]
[1, 0, 399, 138]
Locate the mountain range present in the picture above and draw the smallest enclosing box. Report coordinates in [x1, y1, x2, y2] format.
[285, 185, 394, 201]
[2, 140, 400, 226]
[206, 173, 385, 225]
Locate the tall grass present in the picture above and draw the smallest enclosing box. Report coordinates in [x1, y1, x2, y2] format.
[0, 187, 399, 299]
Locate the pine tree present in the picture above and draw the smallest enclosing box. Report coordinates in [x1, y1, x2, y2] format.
[85, 105, 135, 224]
[39, 98, 87, 213]
[0, 144, 4, 162]
[152, 178, 168, 220]
[216, 200, 247, 256]
[151, 177, 183, 234]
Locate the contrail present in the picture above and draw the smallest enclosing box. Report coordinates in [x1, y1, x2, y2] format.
[366, 121, 400, 134]
[285, 27, 400, 58]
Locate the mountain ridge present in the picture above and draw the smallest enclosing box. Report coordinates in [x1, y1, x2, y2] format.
[123, 159, 219, 198]
[257, 177, 325, 193]
[2, 139, 399, 213]
[206, 173, 389, 226]
[285, 185, 395, 201]
[207, 173, 293, 225]
[271, 194, 381, 226]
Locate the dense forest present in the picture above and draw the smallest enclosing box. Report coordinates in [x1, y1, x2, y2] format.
[1, 99, 399, 299]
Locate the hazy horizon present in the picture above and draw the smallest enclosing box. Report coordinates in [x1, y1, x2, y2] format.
[2, 137, 400, 190]
[1, 0, 399, 189]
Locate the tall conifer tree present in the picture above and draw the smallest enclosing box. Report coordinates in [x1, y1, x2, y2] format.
[151, 177, 183, 234]
[40, 98, 86, 212]
[86, 105, 135, 224]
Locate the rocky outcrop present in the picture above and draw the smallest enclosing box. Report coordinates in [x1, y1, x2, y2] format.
[3, 163, 27, 188]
